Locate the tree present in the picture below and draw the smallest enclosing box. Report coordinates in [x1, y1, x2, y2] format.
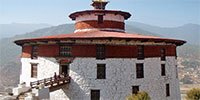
[186, 88, 200, 100]
[126, 91, 151, 100]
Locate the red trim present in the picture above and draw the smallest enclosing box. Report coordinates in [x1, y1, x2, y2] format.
[75, 20, 124, 30]
[21, 45, 32, 58]
[21, 44, 177, 58]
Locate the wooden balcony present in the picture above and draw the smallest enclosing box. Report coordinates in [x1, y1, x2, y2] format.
[30, 74, 71, 89]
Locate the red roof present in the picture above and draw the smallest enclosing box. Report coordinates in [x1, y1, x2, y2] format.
[14, 31, 186, 46]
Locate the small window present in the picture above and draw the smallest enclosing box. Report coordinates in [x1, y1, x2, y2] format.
[60, 45, 72, 57]
[136, 63, 144, 78]
[132, 86, 139, 94]
[91, 90, 100, 100]
[137, 45, 144, 60]
[175, 48, 177, 60]
[96, 44, 105, 60]
[97, 64, 106, 79]
[161, 64, 166, 76]
[98, 15, 103, 24]
[175, 65, 178, 78]
[31, 45, 38, 59]
[166, 84, 170, 96]
[161, 48, 166, 61]
[31, 63, 38, 78]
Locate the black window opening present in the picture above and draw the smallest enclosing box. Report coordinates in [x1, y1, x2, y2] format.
[175, 65, 178, 78]
[91, 90, 100, 100]
[175, 48, 177, 60]
[96, 44, 105, 60]
[136, 63, 144, 78]
[161, 48, 166, 61]
[60, 45, 72, 57]
[137, 45, 144, 60]
[60, 64, 69, 76]
[98, 15, 104, 24]
[161, 64, 166, 76]
[97, 64, 106, 79]
[31, 45, 38, 59]
[166, 84, 170, 97]
[31, 63, 38, 78]
[132, 86, 139, 94]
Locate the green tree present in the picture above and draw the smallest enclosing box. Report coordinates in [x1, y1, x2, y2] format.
[186, 88, 200, 100]
[126, 91, 151, 100]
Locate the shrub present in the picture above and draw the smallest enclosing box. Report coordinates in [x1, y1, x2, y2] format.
[186, 88, 200, 100]
[126, 91, 151, 100]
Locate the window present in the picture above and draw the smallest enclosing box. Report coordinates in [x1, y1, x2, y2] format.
[175, 65, 178, 78]
[161, 48, 166, 61]
[97, 64, 106, 79]
[31, 63, 38, 78]
[136, 63, 144, 78]
[96, 44, 105, 60]
[98, 15, 103, 24]
[161, 64, 166, 76]
[91, 90, 100, 100]
[175, 48, 177, 60]
[132, 86, 139, 94]
[31, 45, 38, 59]
[60, 45, 72, 57]
[166, 84, 170, 96]
[137, 45, 144, 60]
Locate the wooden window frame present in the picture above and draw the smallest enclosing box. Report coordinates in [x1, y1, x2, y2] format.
[96, 44, 105, 60]
[161, 48, 166, 61]
[31, 45, 38, 59]
[97, 64, 106, 79]
[137, 45, 144, 60]
[91, 90, 100, 100]
[161, 64, 166, 76]
[166, 83, 170, 97]
[98, 15, 104, 24]
[132, 86, 139, 94]
[31, 63, 38, 78]
[136, 63, 144, 78]
[59, 45, 72, 57]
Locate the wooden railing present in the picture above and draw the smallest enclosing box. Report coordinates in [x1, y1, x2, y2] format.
[30, 75, 71, 88]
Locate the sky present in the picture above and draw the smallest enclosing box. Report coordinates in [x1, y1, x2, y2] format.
[0, 0, 199, 27]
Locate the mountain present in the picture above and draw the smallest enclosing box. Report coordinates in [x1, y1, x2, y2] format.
[0, 22, 199, 92]
[127, 22, 200, 45]
[125, 24, 161, 36]
[0, 23, 52, 39]
[0, 24, 74, 66]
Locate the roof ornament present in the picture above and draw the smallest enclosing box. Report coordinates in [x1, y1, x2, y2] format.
[91, 0, 109, 10]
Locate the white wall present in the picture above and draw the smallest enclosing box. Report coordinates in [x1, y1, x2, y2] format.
[20, 57, 59, 86]
[75, 13, 124, 23]
[20, 57, 181, 100]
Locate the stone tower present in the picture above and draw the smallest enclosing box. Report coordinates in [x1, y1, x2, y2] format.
[15, 0, 186, 100]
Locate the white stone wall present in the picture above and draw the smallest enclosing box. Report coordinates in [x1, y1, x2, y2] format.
[74, 28, 125, 33]
[20, 57, 181, 100]
[20, 57, 59, 86]
[75, 13, 124, 23]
